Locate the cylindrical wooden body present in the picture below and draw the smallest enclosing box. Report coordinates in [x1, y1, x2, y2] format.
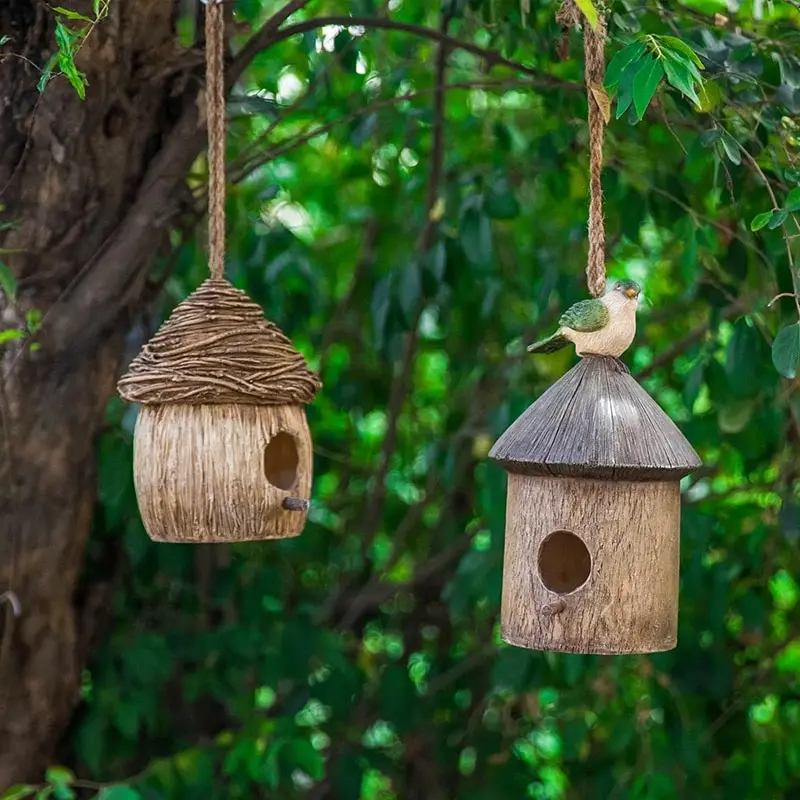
[501, 474, 680, 654]
[133, 403, 313, 543]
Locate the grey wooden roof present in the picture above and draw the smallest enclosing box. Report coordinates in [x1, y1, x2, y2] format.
[489, 356, 701, 481]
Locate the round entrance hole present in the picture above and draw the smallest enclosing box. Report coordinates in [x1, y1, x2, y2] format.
[263, 431, 299, 491]
[538, 530, 591, 594]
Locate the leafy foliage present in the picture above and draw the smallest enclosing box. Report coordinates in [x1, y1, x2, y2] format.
[9, 0, 800, 797]
[604, 34, 706, 121]
[37, 2, 110, 98]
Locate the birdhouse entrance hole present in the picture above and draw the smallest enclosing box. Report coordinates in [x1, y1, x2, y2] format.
[263, 431, 299, 491]
[538, 530, 591, 594]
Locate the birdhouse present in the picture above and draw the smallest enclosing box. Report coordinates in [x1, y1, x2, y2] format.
[117, 279, 322, 543]
[488, 355, 701, 655]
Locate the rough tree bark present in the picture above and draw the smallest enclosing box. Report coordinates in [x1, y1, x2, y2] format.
[0, 0, 202, 785]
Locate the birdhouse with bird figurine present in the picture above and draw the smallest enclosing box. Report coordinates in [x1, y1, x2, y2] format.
[488, 352, 701, 655]
[117, 279, 322, 543]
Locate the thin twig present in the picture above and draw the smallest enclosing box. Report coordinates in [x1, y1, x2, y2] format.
[768, 291, 798, 306]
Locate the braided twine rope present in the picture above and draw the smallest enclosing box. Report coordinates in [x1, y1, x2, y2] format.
[117, 2, 321, 407]
[557, 0, 608, 299]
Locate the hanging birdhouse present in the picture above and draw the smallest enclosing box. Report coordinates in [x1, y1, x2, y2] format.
[488, 355, 701, 655]
[117, 279, 322, 543]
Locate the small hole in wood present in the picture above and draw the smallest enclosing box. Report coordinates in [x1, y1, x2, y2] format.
[263, 431, 299, 491]
[538, 530, 591, 594]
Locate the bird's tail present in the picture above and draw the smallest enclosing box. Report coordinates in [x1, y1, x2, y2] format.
[527, 332, 568, 355]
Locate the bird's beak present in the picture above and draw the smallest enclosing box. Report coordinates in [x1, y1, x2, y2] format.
[625, 288, 638, 298]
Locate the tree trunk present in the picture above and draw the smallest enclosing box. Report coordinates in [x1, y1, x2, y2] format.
[0, 0, 200, 785]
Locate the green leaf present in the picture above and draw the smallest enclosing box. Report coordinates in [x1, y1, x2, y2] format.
[0, 261, 17, 300]
[574, 0, 598, 29]
[719, 131, 742, 165]
[632, 57, 664, 121]
[371, 275, 392, 349]
[663, 56, 701, 108]
[604, 41, 647, 91]
[726, 322, 763, 396]
[424, 240, 446, 285]
[52, 6, 93, 22]
[663, 49, 704, 85]
[0, 787, 36, 800]
[701, 128, 722, 147]
[25, 308, 42, 333]
[616, 57, 652, 120]
[776, 641, 800, 674]
[751, 211, 773, 231]
[786, 187, 800, 212]
[37, 53, 58, 93]
[54, 22, 86, 99]
[697, 80, 721, 111]
[0, 329, 24, 345]
[485, 176, 520, 219]
[768, 209, 788, 229]
[660, 36, 705, 70]
[459, 197, 493, 269]
[44, 768, 74, 788]
[772, 323, 800, 378]
[97, 788, 141, 800]
[398, 260, 421, 324]
[287, 738, 325, 780]
[683, 360, 705, 410]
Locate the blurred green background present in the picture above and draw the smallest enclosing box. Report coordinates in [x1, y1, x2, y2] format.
[6, 0, 800, 798]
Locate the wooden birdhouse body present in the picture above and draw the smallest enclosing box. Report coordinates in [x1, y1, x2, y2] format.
[489, 356, 700, 655]
[118, 279, 321, 544]
[133, 403, 313, 543]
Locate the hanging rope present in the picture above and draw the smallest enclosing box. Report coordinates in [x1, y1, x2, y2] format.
[206, 0, 226, 281]
[557, 0, 607, 298]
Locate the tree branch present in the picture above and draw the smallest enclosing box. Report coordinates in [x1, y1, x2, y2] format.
[232, 15, 564, 86]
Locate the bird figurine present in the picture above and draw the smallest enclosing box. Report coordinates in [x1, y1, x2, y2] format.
[528, 279, 641, 358]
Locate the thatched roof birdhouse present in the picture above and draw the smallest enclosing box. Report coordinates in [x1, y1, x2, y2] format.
[488, 355, 701, 655]
[117, 279, 322, 544]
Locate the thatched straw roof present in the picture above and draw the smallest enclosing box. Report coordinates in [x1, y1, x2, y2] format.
[118, 279, 321, 406]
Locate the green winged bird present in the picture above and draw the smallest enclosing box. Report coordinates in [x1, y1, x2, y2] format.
[528, 279, 642, 358]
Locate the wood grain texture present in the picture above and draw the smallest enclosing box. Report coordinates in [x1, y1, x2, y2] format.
[133, 403, 313, 543]
[501, 475, 680, 654]
[488, 355, 701, 480]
